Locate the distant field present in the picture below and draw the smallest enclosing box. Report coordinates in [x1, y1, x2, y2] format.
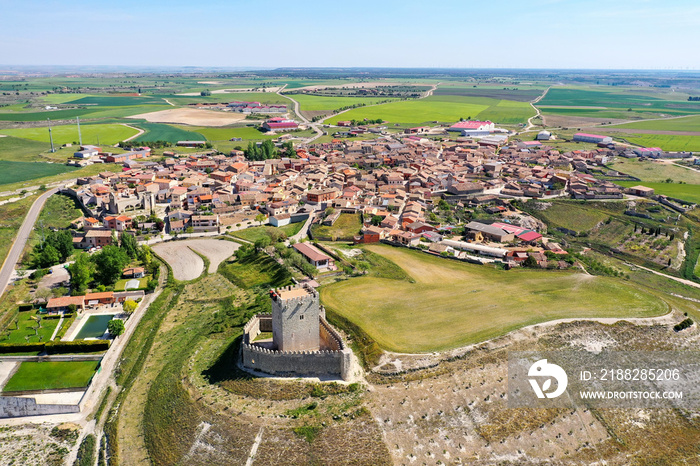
[291, 94, 398, 111]
[164, 92, 288, 106]
[611, 115, 700, 132]
[0, 161, 77, 186]
[320, 245, 667, 353]
[0, 108, 98, 121]
[325, 95, 534, 126]
[539, 87, 700, 114]
[615, 181, 700, 204]
[0, 136, 49, 162]
[606, 133, 700, 152]
[0, 123, 139, 145]
[608, 159, 700, 184]
[230, 223, 304, 243]
[70, 95, 168, 107]
[131, 122, 205, 143]
[2, 361, 99, 392]
[185, 125, 275, 142]
[434, 85, 544, 102]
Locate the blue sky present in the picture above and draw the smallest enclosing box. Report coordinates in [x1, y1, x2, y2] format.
[1, 0, 699, 69]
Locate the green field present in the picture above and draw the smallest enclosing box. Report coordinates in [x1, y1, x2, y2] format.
[0, 136, 50, 162]
[130, 122, 205, 143]
[2, 360, 99, 392]
[310, 213, 362, 240]
[320, 245, 667, 353]
[185, 125, 275, 142]
[0, 311, 60, 344]
[70, 95, 169, 107]
[0, 108, 98, 121]
[615, 181, 700, 204]
[434, 85, 545, 102]
[290, 94, 398, 112]
[0, 161, 77, 186]
[325, 95, 533, 126]
[607, 133, 700, 152]
[611, 115, 700, 132]
[0, 123, 139, 146]
[539, 87, 700, 115]
[608, 159, 700, 184]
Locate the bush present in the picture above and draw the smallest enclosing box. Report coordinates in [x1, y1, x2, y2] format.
[673, 318, 693, 332]
[0, 342, 45, 354]
[45, 340, 110, 354]
[74, 434, 96, 466]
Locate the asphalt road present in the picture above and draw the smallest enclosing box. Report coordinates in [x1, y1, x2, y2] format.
[0, 187, 58, 298]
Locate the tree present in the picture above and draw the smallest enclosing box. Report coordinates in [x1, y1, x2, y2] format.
[123, 299, 137, 314]
[45, 230, 74, 263]
[107, 319, 125, 337]
[67, 252, 94, 294]
[523, 255, 539, 268]
[34, 243, 60, 268]
[254, 236, 271, 251]
[371, 215, 383, 226]
[92, 245, 129, 286]
[255, 213, 266, 224]
[120, 232, 138, 258]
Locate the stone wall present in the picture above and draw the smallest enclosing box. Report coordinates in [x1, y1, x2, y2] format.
[0, 396, 80, 418]
[241, 343, 352, 380]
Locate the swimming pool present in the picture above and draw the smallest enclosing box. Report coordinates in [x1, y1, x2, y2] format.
[74, 314, 115, 339]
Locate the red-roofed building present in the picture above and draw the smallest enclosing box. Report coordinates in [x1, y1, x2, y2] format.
[448, 121, 494, 136]
[262, 117, 298, 132]
[293, 243, 334, 270]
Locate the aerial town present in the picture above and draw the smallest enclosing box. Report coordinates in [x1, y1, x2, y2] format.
[1, 2, 700, 465]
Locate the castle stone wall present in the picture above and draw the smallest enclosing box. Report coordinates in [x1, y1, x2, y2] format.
[241, 343, 352, 381]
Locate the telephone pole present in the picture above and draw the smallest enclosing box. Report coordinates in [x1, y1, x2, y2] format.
[47, 118, 55, 153]
[77, 116, 82, 146]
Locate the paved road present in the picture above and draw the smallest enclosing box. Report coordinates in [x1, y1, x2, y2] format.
[0, 187, 58, 299]
[276, 84, 325, 144]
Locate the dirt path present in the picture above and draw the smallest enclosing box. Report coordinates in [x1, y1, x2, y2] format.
[625, 262, 700, 289]
[521, 86, 550, 133]
[121, 124, 145, 142]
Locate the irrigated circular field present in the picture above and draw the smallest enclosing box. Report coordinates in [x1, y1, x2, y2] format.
[153, 239, 238, 281]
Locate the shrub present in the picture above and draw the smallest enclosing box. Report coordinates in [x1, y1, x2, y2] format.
[673, 318, 693, 332]
[45, 340, 110, 354]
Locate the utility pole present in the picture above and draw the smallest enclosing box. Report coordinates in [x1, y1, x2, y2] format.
[47, 118, 55, 153]
[77, 116, 82, 146]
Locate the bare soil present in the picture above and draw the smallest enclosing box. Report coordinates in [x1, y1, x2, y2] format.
[127, 108, 246, 127]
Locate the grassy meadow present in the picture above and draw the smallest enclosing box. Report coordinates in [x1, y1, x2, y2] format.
[0, 123, 139, 146]
[0, 161, 77, 186]
[310, 213, 362, 240]
[608, 159, 700, 184]
[320, 245, 667, 353]
[0, 136, 50, 162]
[2, 360, 99, 392]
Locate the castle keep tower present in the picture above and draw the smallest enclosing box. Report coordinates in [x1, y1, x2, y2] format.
[241, 283, 353, 380]
[270, 285, 320, 352]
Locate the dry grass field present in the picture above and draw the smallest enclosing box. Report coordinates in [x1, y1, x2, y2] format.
[320, 245, 668, 353]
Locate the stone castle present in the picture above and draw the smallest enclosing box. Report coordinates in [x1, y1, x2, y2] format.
[241, 284, 353, 380]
